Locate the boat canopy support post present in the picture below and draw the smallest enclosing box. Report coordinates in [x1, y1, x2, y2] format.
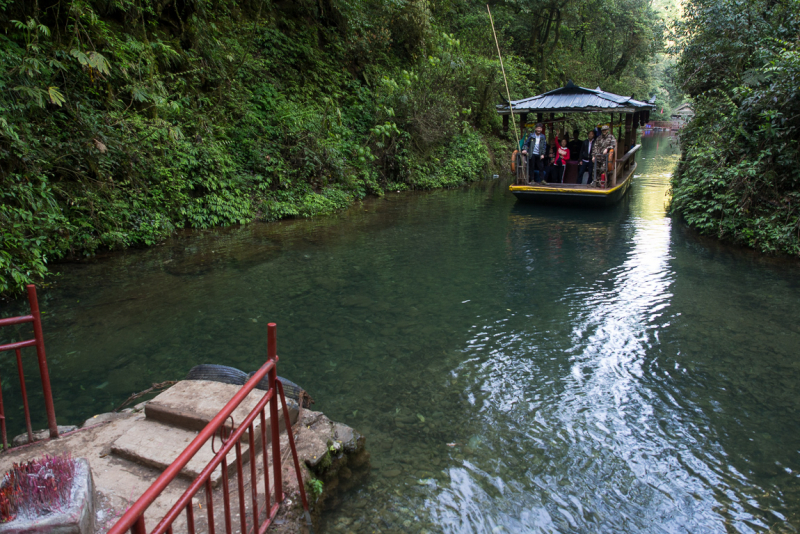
[503, 114, 509, 132]
[612, 144, 618, 187]
[625, 113, 633, 154]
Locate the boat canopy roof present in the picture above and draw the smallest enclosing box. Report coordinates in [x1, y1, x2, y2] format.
[496, 81, 656, 115]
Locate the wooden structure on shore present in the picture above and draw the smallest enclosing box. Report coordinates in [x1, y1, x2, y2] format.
[646, 120, 682, 131]
[496, 81, 655, 206]
[672, 102, 694, 124]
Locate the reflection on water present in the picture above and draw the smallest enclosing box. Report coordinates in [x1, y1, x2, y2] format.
[2, 133, 800, 532]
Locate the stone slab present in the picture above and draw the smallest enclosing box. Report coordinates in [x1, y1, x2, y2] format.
[0, 413, 197, 532]
[111, 418, 257, 486]
[145, 379, 279, 431]
[0, 458, 95, 534]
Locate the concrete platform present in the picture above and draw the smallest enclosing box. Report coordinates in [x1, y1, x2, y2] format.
[0, 405, 365, 534]
[0, 412, 194, 532]
[0, 380, 321, 533]
[111, 380, 298, 485]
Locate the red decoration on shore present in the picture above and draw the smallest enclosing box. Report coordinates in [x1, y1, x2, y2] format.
[0, 454, 77, 523]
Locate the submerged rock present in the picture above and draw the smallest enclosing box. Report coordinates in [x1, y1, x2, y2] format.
[287, 410, 370, 531]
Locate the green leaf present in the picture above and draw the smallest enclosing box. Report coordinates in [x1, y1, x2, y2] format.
[88, 52, 111, 75]
[70, 49, 90, 67]
[48, 86, 65, 107]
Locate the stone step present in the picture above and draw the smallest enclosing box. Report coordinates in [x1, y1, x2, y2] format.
[111, 419, 256, 486]
[111, 380, 299, 485]
[145, 379, 297, 432]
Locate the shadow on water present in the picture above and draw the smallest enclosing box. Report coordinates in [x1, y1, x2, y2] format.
[1, 133, 800, 533]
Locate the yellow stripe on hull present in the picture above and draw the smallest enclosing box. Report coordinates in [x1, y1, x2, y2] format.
[509, 162, 637, 206]
[508, 181, 625, 196]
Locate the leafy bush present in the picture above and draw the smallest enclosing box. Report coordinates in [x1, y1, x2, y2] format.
[670, 0, 800, 255]
[409, 132, 491, 189]
[0, 175, 71, 295]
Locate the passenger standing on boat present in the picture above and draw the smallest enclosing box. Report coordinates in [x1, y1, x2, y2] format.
[552, 130, 571, 183]
[592, 124, 617, 183]
[577, 130, 595, 184]
[567, 129, 582, 161]
[522, 123, 547, 183]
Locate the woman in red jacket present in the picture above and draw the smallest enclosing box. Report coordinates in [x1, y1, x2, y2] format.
[551, 130, 571, 183]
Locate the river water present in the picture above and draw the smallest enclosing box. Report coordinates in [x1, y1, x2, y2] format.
[2, 132, 799, 533]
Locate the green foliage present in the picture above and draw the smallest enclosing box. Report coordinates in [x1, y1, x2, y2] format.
[262, 186, 355, 222]
[477, 0, 664, 96]
[0, 174, 70, 295]
[0, 0, 661, 296]
[307, 478, 324, 500]
[670, 0, 800, 255]
[409, 132, 491, 189]
[648, 56, 683, 120]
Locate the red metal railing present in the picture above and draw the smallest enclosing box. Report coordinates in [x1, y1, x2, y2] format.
[0, 284, 59, 447]
[646, 120, 682, 130]
[108, 323, 310, 534]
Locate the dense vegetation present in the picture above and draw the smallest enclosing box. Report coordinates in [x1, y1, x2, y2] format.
[646, 0, 683, 121]
[0, 0, 664, 296]
[670, 0, 800, 255]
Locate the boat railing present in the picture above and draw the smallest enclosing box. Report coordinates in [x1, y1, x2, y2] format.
[515, 151, 528, 185]
[617, 144, 641, 164]
[618, 145, 641, 180]
[592, 145, 641, 189]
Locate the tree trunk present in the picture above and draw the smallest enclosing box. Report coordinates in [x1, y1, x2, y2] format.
[610, 31, 640, 77]
[538, 10, 554, 87]
[552, 9, 562, 50]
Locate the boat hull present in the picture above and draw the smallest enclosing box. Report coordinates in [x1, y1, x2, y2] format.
[510, 162, 636, 207]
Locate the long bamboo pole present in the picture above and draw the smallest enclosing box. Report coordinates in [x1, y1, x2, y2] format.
[487, 5, 520, 148]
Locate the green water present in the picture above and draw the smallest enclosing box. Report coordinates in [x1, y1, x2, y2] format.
[2, 133, 800, 533]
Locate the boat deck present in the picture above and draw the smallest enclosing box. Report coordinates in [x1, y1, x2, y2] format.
[510, 147, 640, 206]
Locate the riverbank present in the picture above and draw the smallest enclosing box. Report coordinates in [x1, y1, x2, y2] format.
[0, 0, 667, 298]
[0, 381, 368, 533]
[1, 0, 515, 299]
[3, 142, 506, 296]
[669, 0, 800, 258]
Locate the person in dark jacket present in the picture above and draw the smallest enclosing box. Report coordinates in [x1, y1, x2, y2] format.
[567, 129, 582, 161]
[522, 123, 547, 183]
[577, 130, 595, 185]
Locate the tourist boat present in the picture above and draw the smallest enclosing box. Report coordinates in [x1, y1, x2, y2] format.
[497, 82, 655, 206]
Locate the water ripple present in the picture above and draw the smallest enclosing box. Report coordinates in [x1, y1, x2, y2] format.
[3, 135, 799, 533]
